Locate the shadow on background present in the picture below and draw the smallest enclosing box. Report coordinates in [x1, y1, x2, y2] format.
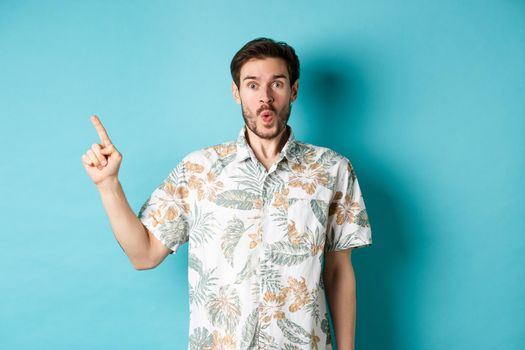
[301, 53, 422, 349]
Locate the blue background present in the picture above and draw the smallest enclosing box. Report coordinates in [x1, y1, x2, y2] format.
[1, 0, 524, 349]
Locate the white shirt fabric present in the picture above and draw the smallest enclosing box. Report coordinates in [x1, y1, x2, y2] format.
[138, 126, 372, 349]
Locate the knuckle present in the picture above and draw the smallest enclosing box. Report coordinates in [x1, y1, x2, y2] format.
[87, 152, 99, 164]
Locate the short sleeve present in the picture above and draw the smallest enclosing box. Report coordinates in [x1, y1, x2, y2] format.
[137, 161, 191, 254]
[325, 158, 372, 252]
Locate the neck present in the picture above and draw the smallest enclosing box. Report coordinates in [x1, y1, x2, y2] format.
[245, 126, 290, 164]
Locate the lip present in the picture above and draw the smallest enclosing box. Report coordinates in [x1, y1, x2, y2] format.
[260, 112, 274, 123]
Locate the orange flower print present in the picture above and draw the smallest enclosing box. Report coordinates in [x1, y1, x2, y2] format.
[287, 220, 302, 246]
[248, 225, 262, 249]
[137, 127, 373, 347]
[149, 209, 164, 227]
[164, 206, 177, 221]
[302, 147, 317, 164]
[329, 191, 361, 225]
[188, 176, 202, 195]
[213, 143, 237, 158]
[184, 160, 204, 174]
[272, 188, 289, 210]
[254, 198, 263, 210]
[283, 277, 310, 313]
[203, 330, 237, 350]
[189, 171, 224, 201]
[309, 241, 324, 256]
[289, 163, 329, 195]
[205, 172, 224, 201]
[149, 205, 184, 227]
[161, 181, 190, 213]
[310, 329, 321, 350]
[258, 290, 287, 323]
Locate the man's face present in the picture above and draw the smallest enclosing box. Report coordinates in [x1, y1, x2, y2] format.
[232, 57, 298, 140]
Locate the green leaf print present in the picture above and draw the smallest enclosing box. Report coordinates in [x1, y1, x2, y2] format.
[277, 318, 310, 345]
[215, 190, 259, 210]
[205, 285, 241, 332]
[316, 149, 341, 169]
[321, 314, 332, 345]
[356, 209, 370, 227]
[210, 153, 236, 177]
[189, 327, 213, 350]
[325, 172, 336, 190]
[234, 251, 259, 284]
[190, 267, 218, 308]
[158, 215, 189, 247]
[189, 253, 218, 307]
[288, 197, 301, 207]
[265, 172, 286, 193]
[310, 199, 328, 227]
[188, 253, 203, 274]
[269, 240, 311, 266]
[270, 208, 288, 228]
[305, 226, 325, 254]
[240, 309, 258, 349]
[289, 142, 317, 164]
[332, 226, 369, 250]
[305, 281, 321, 325]
[250, 324, 279, 349]
[221, 216, 251, 267]
[259, 259, 284, 293]
[189, 205, 217, 248]
[346, 169, 356, 198]
[232, 160, 265, 193]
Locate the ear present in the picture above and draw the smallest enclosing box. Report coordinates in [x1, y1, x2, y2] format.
[232, 81, 241, 104]
[290, 80, 299, 102]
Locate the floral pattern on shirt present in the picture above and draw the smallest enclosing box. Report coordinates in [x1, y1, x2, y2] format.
[138, 126, 372, 349]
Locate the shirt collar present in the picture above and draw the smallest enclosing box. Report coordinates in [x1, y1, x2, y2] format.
[235, 125, 297, 163]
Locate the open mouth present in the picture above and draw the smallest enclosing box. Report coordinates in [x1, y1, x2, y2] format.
[260, 111, 273, 123]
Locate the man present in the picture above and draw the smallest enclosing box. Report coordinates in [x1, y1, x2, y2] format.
[81, 38, 372, 350]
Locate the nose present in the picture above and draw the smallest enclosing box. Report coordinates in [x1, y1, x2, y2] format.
[259, 86, 274, 104]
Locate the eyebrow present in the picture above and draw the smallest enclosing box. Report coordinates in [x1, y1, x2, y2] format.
[242, 74, 288, 81]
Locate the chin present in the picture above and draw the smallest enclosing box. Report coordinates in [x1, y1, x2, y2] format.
[260, 127, 284, 139]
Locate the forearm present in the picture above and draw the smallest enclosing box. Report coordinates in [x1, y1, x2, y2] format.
[97, 177, 150, 268]
[324, 264, 357, 350]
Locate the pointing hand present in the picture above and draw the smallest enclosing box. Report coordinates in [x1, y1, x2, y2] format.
[81, 115, 123, 186]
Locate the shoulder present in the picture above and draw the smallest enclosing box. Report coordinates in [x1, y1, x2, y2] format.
[292, 141, 353, 172]
[179, 140, 238, 171]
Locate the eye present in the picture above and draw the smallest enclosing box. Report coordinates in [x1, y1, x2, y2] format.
[247, 82, 257, 89]
[272, 81, 283, 88]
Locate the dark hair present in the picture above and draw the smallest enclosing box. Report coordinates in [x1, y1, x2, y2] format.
[230, 37, 300, 89]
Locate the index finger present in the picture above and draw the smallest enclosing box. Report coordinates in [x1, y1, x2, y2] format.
[90, 115, 112, 146]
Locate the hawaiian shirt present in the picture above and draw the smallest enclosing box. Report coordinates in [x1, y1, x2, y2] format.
[138, 126, 372, 350]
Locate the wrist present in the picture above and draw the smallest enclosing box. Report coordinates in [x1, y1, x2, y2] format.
[96, 176, 120, 194]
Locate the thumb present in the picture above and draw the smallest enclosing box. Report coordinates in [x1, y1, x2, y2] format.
[100, 143, 118, 155]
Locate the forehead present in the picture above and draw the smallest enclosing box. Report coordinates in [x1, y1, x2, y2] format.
[239, 57, 289, 80]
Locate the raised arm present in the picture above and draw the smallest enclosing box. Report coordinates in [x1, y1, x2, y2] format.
[81, 115, 170, 269]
